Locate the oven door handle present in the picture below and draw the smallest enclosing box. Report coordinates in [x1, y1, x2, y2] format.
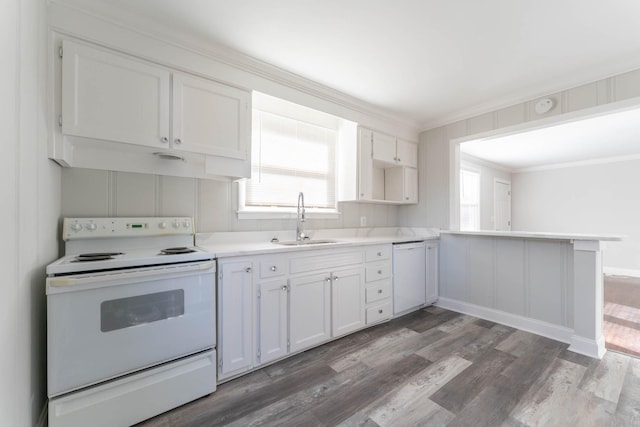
[48, 261, 215, 288]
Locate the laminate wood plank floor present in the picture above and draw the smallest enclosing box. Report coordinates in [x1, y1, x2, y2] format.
[604, 275, 640, 358]
[138, 307, 640, 427]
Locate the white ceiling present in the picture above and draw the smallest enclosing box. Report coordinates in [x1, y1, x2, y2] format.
[461, 106, 640, 171]
[55, 0, 640, 130]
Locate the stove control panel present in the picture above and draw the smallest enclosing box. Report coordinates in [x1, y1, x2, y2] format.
[63, 217, 194, 240]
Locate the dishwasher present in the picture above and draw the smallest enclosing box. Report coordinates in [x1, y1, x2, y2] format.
[393, 241, 427, 315]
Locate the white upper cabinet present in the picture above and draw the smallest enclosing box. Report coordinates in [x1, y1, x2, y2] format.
[55, 39, 251, 180]
[371, 131, 417, 168]
[396, 138, 418, 168]
[62, 40, 171, 148]
[339, 126, 418, 204]
[372, 132, 397, 165]
[172, 73, 250, 160]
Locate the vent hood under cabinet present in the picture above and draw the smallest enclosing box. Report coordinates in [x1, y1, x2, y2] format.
[50, 38, 251, 181]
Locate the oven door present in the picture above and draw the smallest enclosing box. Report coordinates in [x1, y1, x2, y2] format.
[47, 261, 216, 397]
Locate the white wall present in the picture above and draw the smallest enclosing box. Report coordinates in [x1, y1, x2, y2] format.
[405, 67, 640, 232]
[1, 0, 61, 425]
[61, 168, 400, 233]
[513, 158, 640, 275]
[460, 153, 511, 230]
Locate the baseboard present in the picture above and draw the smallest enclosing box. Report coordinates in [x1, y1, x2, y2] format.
[435, 297, 574, 345]
[569, 334, 606, 359]
[36, 400, 48, 427]
[604, 267, 640, 278]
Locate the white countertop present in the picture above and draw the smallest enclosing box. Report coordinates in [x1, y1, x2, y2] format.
[196, 227, 439, 258]
[440, 230, 625, 241]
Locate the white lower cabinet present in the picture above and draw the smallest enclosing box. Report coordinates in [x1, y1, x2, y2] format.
[330, 267, 365, 338]
[289, 272, 332, 352]
[364, 244, 393, 325]
[256, 278, 289, 366]
[218, 243, 426, 381]
[217, 260, 253, 380]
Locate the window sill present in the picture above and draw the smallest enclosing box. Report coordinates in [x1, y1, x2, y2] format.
[237, 209, 341, 220]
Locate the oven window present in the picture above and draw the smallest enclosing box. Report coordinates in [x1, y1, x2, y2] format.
[100, 289, 185, 332]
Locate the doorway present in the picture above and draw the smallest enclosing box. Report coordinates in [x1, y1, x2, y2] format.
[604, 275, 640, 357]
[493, 179, 511, 231]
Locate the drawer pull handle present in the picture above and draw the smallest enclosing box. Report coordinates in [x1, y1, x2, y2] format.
[378, 289, 383, 294]
[271, 265, 277, 272]
[378, 309, 383, 314]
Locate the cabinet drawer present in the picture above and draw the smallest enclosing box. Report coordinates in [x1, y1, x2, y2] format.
[365, 245, 392, 262]
[365, 263, 391, 282]
[365, 281, 391, 304]
[366, 302, 392, 324]
[259, 257, 288, 278]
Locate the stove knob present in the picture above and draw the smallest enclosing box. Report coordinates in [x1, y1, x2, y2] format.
[172, 220, 181, 229]
[183, 220, 191, 229]
[159, 221, 167, 229]
[86, 223, 97, 231]
[70, 222, 82, 232]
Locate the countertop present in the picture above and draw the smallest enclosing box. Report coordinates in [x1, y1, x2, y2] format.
[440, 230, 625, 241]
[196, 227, 439, 258]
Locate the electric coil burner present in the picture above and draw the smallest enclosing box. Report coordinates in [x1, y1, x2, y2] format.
[46, 217, 217, 427]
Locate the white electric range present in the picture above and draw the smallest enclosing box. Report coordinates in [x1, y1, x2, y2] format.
[46, 217, 217, 427]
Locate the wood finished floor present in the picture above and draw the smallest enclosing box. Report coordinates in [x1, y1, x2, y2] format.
[138, 307, 640, 427]
[605, 275, 640, 358]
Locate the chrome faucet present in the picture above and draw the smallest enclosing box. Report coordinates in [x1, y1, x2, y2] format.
[296, 192, 306, 241]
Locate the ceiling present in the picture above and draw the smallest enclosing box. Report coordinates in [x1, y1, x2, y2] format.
[460, 106, 640, 171]
[55, 0, 640, 130]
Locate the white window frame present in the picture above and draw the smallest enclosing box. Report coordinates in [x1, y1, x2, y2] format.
[238, 93, 342, 220]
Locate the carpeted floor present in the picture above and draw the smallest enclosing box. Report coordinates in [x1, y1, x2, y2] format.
[604, 275, 640, 358]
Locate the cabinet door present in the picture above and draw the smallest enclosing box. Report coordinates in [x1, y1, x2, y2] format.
[289, 272, 331, 353]
[256, 279, 289, 366]
[358, 127, 373, 200]
[218, 260, 253, 379]
[404, 167, 418, 203]
[173, 73, 250, 159]
[396, 139, 418, 168]
[62, 40, 170, 148]
[426, 243, 439, 304]
[331, 268, 365, 337]
[371, 131, 397, 165]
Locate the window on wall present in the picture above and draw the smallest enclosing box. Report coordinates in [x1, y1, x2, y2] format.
[239, 92, 349, 219]
[460, 169, 480, 230]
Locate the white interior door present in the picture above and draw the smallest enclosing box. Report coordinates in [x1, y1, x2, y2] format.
[494, 180, 512, 231]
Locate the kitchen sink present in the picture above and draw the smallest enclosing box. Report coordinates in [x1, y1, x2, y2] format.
[275, 239, 340, 246]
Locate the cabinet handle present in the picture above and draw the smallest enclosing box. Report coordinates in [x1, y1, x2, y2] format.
[377, 270, 382, 274]
[160, 136, 168, 144]
[377, 252, 382, 256]
[325, 277, 331, 282]
[270, 265, 277, 272]
[378, 309, 383, 314]
[378, 289, 383, 294]
[245, 267, 252, 273]
[174, 138, 182, 145]
[405, 197, 409, 200]
[281, 285, 288, 291]
[333, 276, 339, 281]
[397, 158, 401, 162]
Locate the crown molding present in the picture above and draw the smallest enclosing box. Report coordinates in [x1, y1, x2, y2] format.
[48, 0, 421, 136]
